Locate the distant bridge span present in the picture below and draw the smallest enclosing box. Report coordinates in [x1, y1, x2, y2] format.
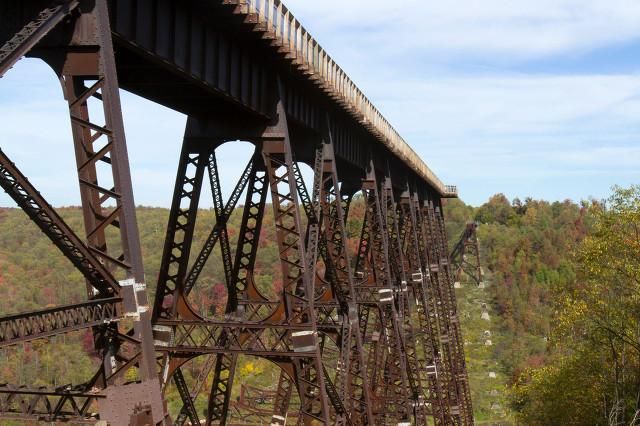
[0, 1, 471, 425]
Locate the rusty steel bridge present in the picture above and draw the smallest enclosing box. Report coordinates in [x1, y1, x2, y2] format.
[0, 0, 472, 424]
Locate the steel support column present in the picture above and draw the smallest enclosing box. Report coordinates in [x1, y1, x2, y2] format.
[318, 133, 374, 425]
[359, 163, 411, 424]
[260, 86, 330, 423]
[1, 1, 167, 423]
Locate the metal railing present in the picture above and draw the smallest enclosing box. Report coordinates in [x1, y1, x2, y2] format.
[245, 0, 454, 196]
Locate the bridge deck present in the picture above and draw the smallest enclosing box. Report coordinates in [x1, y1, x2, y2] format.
[1, 0, 456, 196]
[111, 0, 457, 197]
[231, 0, 453, 196]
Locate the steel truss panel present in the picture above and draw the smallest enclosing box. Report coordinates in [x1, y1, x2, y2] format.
[0, 384, 104, 424]
[0, 298, 122, 348]
[0, 0, 79, 77]
[357, 165, 412, 424]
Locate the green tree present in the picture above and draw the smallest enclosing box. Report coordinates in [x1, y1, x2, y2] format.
[513, 186, 640, 424]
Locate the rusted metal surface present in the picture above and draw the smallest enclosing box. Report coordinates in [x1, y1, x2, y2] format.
[0, 0, 473, 424]
[0, 0, 79, 77]
[0, 298, 122, 348]
[0, 384, 105, 424]
[100, 381, 166, 426]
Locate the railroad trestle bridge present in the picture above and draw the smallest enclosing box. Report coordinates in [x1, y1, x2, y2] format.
[0, 0, 473, 424]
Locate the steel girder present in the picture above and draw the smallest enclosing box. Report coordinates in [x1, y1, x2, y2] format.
[0, 0, 80, 77]
[0, 298, 122, 348]
[0, 384, 105, 424]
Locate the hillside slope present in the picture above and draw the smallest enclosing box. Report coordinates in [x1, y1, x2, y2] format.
[0, 192, 598, 421]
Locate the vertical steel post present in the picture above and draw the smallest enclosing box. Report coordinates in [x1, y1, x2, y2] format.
[360, 163, 410, 423]
[318, 124, 374, 424]
[261, 82, 330, 423]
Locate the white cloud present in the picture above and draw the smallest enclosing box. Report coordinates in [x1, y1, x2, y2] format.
[281, 0, 640, 205]
[286, 0, 640, 59]
[371, 74, 640, 140]
[359, 73, 640, 204]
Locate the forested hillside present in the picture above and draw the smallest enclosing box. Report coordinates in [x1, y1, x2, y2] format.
[445, 194, 590, 424]
[0, 205, 289, 416]
[1, 185, 638, 424]
[445, 186, 640, 425]
[446, 194, 589, 375]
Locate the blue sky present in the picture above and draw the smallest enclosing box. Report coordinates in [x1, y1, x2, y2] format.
[1, 0, 640, 207]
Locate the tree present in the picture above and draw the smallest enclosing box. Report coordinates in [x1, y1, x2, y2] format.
[513, 186, 640, 424]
